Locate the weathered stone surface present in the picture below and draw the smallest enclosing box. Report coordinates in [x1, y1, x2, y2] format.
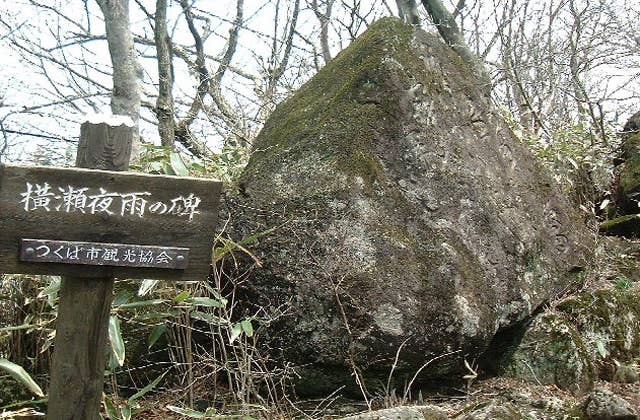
[556, 289, 640, 380]
[338, 406, 448, 420]
[583, 388, 638, 420]
[603, 111, 640, 235]
[498, 312, 595, 394]
[459, 402, 524, 420]
[227, 18, 592, 392]
[612, 364, 639, 384]
[616, 129, 640, 215]
[496, 287, 640, 393]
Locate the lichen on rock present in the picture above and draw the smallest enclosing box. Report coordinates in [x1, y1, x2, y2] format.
[602, 111, 640, 236]
[557, 288, 640, 380]
[498, 312, 595, 394]
[496, 286, 640, 395]
[583, 387, 638, 419]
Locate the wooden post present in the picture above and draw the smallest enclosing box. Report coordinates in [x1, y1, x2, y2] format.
[47, 121, 133, 420]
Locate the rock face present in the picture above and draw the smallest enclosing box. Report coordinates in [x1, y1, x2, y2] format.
[498, 312, 595, 394]
[601, 111, 640, 236]
[496, 287, 640, 393]
[583, 388, 638, 420]
[557, 289, 640, 380]
[228, 18, 592, 392]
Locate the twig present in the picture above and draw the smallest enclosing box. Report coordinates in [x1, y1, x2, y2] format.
[402, 350, 461, 401]
[333, 276, 371, 409]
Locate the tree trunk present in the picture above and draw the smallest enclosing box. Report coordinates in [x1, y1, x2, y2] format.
[154, 0, 175, 149]
[96, 0, 141, 154]
[395, 0, 421, 25]
[420, 0, 491, 95]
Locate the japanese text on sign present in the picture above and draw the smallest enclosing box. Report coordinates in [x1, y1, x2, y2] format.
[19, 182, 201, 220]
[20, 239, 189, 269]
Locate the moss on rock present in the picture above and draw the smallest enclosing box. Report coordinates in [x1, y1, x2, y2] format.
[498, 287, 640, 394]
[600, 214, 640, 237]
[500, 312, 595, 394]
[618, 132, 640, 202]
[613, 128, 640, 224]
[556, 288, 640, 380]
[240, 18, 415, 196]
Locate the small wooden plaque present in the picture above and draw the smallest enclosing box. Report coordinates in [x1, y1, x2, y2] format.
[20, 239, 189, 270]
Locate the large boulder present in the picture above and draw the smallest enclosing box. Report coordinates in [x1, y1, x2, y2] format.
[226, 18, 592, 393]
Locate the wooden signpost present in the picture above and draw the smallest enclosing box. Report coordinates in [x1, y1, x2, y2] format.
[1, 161, 221, 280]
[0, 121, 222, 419]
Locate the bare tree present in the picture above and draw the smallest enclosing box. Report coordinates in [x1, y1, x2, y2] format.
[95, 0, 141, 120]
[395, 0, 421, 25]
[154, 0, 175, 148]
[420, 0, 492, 93]
[310, 0, 336, 63]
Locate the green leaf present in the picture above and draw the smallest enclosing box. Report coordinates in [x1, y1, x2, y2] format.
[161, 161, 175, 175]
[173, 290, 191, 303]
[122, 405, 132, 420]
[138, 279, 160, 296]
[202, 284, 225, 302]
[229, 323, 243, 344]
[184, 297, 226, 308]
[240, 319, 254, 337]
[0, 358, 44, 397]
[103, 394, 120, 420]
[212, 228, 276, 263]
[112, 291, 133, 307]
[116, 299, 167, 309]
[166, 405, 207, 418]
[190, 311, 225, 324]
[37, 276, 60, 299]
[190, 162, 206, 173]
[133, 310, 182, 321]
[128, 371, 167, 403]
[596, 340, 608, 358]
[147, 325, 167, 350]
[149, 161, 164, 174]
[170, 152, 189, 176]
[108, 316, 125, 367]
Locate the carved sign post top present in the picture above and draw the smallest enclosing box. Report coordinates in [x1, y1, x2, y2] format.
[0, 162, 222, 280]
